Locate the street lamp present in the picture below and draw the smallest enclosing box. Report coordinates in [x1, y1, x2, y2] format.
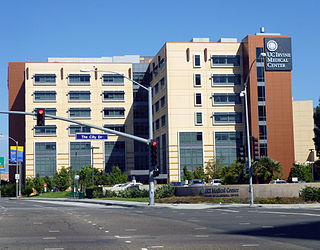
[0, 134, 20, 199]
[80, 69, 155, 205]
[91, 146, 99, 186]
[241, 52, 266, 207]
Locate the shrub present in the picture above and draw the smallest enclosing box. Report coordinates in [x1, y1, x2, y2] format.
[53, 167, 70, 191]
[85, 185, 102, 199]
[300, 186, 320, 201]
[104, 189, 117, 198]
[118, 186, 148, 198]
[22, 178, 34, 197]
[1, 183, 16, 197]
[155, 184, 175, 199]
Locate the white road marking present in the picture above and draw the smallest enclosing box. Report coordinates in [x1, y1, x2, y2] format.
[92, 223, 97, 226]
[194, 227, 206, 230]
[33, 222, 43, 225]
[262, 225, 274, 228]
[240, 222, 250, 225]
[99, 227, 103, 230]
[49, 230, 60, 233]
[187, 219, 200, 222]
[42, 237, 56, 240]
[150, 246, 164, 248]
[44, 248, 64, 250]
[141, 248, 148, 250]
[256, 211, 320, 217]
[114, 235, 132, 239]
[215, 209, 239, 213]
[105, 230, 109, 233]
[125, 241, 132, 243]
[195, 235, 209, 238]
[242, 244, 259, 247]
[125, 229, 137, 232]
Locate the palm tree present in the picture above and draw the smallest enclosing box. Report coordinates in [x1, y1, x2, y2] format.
[253, 157, 282, 184]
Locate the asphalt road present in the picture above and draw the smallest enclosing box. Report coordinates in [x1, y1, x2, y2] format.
[0, 199, 319, 249]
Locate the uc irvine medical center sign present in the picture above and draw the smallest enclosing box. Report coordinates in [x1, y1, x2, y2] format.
[264, 37, 292, 71]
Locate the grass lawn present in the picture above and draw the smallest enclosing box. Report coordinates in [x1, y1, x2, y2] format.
[101, 197, 149, 202]
[33, 191, 72, 198]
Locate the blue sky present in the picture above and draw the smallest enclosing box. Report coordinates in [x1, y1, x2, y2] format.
[0, 0, 319, 167]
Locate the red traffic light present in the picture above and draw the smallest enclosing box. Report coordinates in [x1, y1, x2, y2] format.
[38, 109, 44, 115]
[152, 141, 157, 147]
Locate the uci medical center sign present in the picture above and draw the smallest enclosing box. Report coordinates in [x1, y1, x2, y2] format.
[264, 37, 292, 71]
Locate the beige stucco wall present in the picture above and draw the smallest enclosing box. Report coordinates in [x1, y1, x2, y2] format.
[150, 42, 244, 182]
[292, 100, 315, 163]
[25, 63, 134, 178]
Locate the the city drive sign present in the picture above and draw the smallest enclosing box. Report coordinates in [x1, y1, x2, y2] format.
[264, 37, 292, 71]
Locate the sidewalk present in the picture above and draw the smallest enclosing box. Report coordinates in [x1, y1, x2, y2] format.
[23, 197, 320, 210]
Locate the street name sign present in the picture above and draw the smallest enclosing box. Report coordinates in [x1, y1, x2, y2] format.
[76, 133, 108, 140]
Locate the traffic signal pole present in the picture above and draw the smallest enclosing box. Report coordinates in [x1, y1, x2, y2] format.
[148, 87, 155, 206]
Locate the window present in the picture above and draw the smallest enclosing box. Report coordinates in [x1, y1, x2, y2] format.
[103, 107, 125, 118]
[213, 93, 241, 105]
[103, 74, 124, 85]
[35, 142, 56, 177]
[105, 141, 126, 172]
[195, 112, 203, 125]
[257, 86, 266, 101]
[70, 142, 91, 171]
[103, 124, 125, 134]
[257, 67, 265, 82]
[69, 108, 91, 118]
[260, 143, 268, 156]
[213, 112, 242, 124]
[69, 125, 91, 135]
[194, 74, 201, 86]
[34, 74, 56, 84]
[161, 115, 166, 127]
[195, 93, 202, 106]
[69, 91, 91, 102]
[34, 91, 56, 102]
[34, 125, 57, 136]
[215, 132, 242, 165]
[160, 96, 166, 108]
[256, 47, 265, 63]
[212, 74, 241, 86]
[194, 55, 201, 67]
[211, 55, 240, 67]
[154, 83, 159, 95]
[155, 101, 160, 112]
[68, 74, 90, 85]
[103, 91, 125, 101]
[258, 106, 267, 121]
[156, 119, 160, 130]
[160, 77, 166, 89]
[179, 132, 203, 181]
[259, 125, 267, 140]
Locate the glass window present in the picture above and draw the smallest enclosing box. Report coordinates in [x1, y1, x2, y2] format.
[105, 141, 126, 173]
[69, 91, 91, 101]
[194, 74, 201, 86]
[34, 91, 56, 102]
[156, 119, 160, 130]
[257, 86, 266, 101]
[257, 67, 265, 82]
[194, 55, 201, 67]
[213, 93, 241, 105]
[155, 101, 160, 112]
[161, 115, 166, 127]
[195, 93, 202, 106]
[154, 83, 159, 95]
[160, 77, 166, 89]
[214, 112, 242, 124]
[103, 91, 125, 101]
[104, 124, 125, 134]
[258, 105, 267, 121]
[256, 47, 265, 63]
[211, 55, 240, 67]
[70, 142, 91, 171]
[260, 143, 268, 156]
[160, 96, 166, 108]
[68, 74, 90, 84]
[103, 108, 125, 118]
[69, 125, 91, 135]
[195, 112, 202, 125]
[35, 142, 56, 177]
[215, 132, 243, 165]
[212, 74, 241, 86]
[34, 74, 56, 84]
[34, 125, 57, 136]
[259, 125, 267, 140]
[69, 108, 91, 118]
[103, 74, 124, 85]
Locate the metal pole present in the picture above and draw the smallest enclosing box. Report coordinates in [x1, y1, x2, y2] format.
[91, 147, 94, 186]
[16, 141, 18, 199]
[19, 162, 21, 198]
[148, 87, 155, 206]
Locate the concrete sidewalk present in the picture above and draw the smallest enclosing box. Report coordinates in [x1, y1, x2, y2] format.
[22, 197, 320, 210]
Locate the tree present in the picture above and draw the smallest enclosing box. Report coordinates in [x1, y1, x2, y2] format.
[288, 163, 312, 182]
[78, 165, 92, 191]
[313, 98, 320, 156]
[22, 178, 34, 197]
[95, 169, 111, 186]
[33, 173, 44, 193]
[42, 176, 54, 191]
[216, 161, 248, 185]
[192, 166, 206, 180]
[109, 166, 127, 185]
[205, 158, 220, 182]
[252, 157, 282, 184]
[183, 166, 193, 181]
[53, 167, 70, 191]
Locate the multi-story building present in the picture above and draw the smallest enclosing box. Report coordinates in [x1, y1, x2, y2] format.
[8, 29, 310, 183]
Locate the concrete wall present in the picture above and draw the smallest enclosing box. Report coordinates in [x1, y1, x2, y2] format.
[175, 183, 320, 199]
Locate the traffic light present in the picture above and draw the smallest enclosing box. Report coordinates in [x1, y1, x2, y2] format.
[251, 137, 259, 161]
[153, 168, 160, 177]
[151, 140, 157, 166]
[238, 145, 245, 164]
[36, 109, 45, 126]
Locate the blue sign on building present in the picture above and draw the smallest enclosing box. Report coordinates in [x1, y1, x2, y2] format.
[76, 133, 108, 140]
[10, 146, 23, 163]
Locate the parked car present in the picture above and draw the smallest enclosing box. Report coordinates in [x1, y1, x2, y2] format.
[270, 179, 287, 184]
[189, 179, 206, 186]
[209, 179, 222, 186]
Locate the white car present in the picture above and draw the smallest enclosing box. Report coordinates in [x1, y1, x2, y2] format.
[209, 179, 222, 186]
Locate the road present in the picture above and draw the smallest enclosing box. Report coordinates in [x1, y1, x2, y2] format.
[0, 199, 319, 249]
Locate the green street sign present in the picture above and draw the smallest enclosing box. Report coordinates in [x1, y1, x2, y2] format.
[0, 156, 4, 173]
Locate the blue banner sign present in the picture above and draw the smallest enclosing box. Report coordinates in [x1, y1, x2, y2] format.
[76, 134, 108, 140]
[10, 146, 24, 163]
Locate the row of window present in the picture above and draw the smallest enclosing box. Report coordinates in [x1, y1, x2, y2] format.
[194, 93, 242, 106]
[153, 95, 166, 114]
[34, 124, 125, 136]
[193, 55, 241, 68]
[194, 74, 242, 87]
[195, 112, 243, 125]
[152, 77, 166, 97]
[33, 91, 125, 102]
[33, 74, 125, 85]
[154, 115, 166, 131]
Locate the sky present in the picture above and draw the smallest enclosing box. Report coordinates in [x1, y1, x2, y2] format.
[0, 0, 319, 169]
